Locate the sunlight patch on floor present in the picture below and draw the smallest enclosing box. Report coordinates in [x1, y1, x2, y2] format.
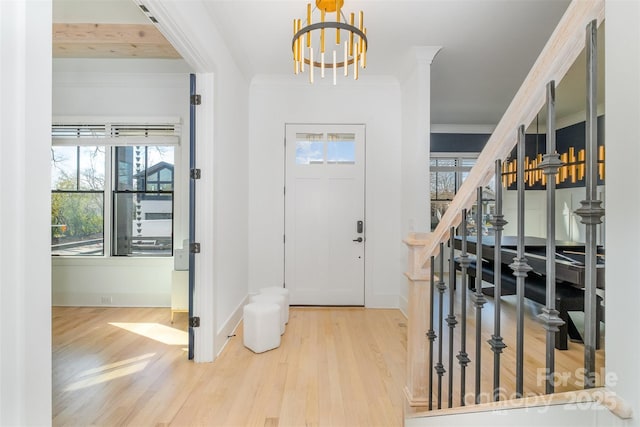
[109, 322, 188, 345]
[65, 353, 155, 391]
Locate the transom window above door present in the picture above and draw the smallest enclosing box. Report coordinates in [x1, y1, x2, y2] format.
[295, 132, 356, 165]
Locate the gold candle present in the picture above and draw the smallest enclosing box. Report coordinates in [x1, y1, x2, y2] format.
[306, 4, 311, 48]
[359, 11, 364, 53]
[321, 10, 326, 53]
[344, 41, 348, 76]
[362, 28, 367, 68]
[336, 1, 341, 45]
[349, 13, 354, 56]
[293, 19, 298, 60]
[354, 43, 359, 80]
[297, 20, 303, 72]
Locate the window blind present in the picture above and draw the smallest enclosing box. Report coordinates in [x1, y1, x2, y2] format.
[52, 122, 181, 146]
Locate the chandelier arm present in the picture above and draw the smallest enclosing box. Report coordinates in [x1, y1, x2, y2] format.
[292, 21, 368, 53]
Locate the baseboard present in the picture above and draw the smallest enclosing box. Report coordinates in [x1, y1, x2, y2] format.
[52, 292, 170, 307]
[365, 293, 400, 309]
[215, 295, 248, 357]
[398, 294, 408, 318]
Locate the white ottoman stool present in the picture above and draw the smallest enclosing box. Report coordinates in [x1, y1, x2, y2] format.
[259, 287, 290, 324]
[243, 302, 281, 353]
[250, 294, 286, 335]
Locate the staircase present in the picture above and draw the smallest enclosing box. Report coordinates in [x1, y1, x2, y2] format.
[402, 0, 632, 423]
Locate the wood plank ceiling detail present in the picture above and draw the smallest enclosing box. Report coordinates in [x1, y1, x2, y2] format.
[53, 23, 181, 59]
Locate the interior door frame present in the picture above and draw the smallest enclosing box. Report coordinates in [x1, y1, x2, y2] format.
[283, 123, 367, 306]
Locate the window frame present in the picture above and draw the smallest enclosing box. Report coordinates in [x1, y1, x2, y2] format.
[430, 152, 479, 231]
[51, 119, 180, 258]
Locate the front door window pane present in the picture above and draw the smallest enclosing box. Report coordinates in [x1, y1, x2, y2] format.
[295, 133, 324, 165]
[327, 133, 356, 164]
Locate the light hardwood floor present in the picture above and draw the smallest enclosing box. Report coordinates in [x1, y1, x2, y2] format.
[53, 307, 408, 426]
[53, 285, 604, 426]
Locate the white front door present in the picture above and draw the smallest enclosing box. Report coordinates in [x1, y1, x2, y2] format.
[285, 124, 365, 306]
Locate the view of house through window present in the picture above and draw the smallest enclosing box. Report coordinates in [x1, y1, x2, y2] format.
[113, 146, 174, 256]
[51, 143, 174, 256]
[430, 154, 496, 233]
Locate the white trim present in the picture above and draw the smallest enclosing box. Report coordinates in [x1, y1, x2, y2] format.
[134, 0, 210, 73]
[365, 294, 401, 310]
[398, 294, 409, 318]
[430, 152, 480, 159]
[53, 116, 181, 125]
[413, 46, 443, 65]
[431, 124, 496, 134]
[215, 295, 248, 357]
[0, 0, 52, 423]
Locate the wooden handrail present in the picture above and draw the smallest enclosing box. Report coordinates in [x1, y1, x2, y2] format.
[415, 0, 605, 267]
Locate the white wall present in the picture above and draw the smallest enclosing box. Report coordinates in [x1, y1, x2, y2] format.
[0, 0, 52, 424]
[52, 58, 191, 307]
[138, 0, 252, 361]
[248, 75, 403, 308]
[602, 0, 640, 425]
[399, 48, 441, 313]
[210, 62, 250, 353]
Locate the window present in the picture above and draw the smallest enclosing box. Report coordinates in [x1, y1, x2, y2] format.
[51, 122, 179, 257]
[430, 154, 496, 234]
[113, 146, 174, 256]
[430, 154, 478, 231]
[51, 146, 105, 255]
[295, 132, 357, 165]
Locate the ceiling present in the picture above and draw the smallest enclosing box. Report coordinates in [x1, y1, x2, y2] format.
[54, 0, 605, 127]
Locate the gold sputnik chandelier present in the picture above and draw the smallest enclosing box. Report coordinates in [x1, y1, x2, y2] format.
[292, 0, 368, 84]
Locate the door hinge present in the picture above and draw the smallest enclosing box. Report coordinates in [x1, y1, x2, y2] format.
[284, 186, 286, 195]
[191, 94, 201, 105]
[283, 235, 286, 243]
[190, 242, 201, 254]
[190, 168, 201, 179]
[189, 316, 200, 328]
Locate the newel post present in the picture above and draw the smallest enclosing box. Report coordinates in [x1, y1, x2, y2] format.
[404, 233, 431, 407]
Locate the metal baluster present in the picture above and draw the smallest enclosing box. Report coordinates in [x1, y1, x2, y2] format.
[435, 243, 447, 409]
[575, 20, 605, 388]
[447, 227, 458, 408]
[427, 256, 437, 410]
[538, 80, 565, 394]
[471, 187, 486, 404]
[510, 125, 533, 397]
[456, 209, 471, 406]
[488, 160, 508, 400]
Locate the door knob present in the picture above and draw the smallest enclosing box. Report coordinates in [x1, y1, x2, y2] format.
[353, 237, 363, 243]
